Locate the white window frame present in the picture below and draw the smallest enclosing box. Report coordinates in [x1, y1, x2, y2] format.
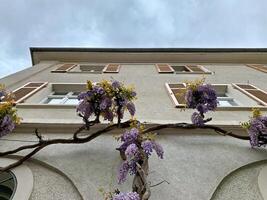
[165, 83, 239, 108]
[41, 91, 79, 105]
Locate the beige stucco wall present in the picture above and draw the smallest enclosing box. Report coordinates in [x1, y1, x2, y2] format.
[1, 61, 266, 126]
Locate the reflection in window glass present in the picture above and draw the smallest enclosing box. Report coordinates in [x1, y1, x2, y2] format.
[218, 99, 238, 106]
[0, 171, 16, 199]
[64, 98, 79, 105]
[47, 98, 63, 104]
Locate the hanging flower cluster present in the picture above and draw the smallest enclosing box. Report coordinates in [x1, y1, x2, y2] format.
[76, 80, 136, 123]
[241, 108, 267, 147]
[184, 79, 218, 126]
[112, 192, 140, 200]
[0, 84, 20, 137]
[117, 121, 164, 184]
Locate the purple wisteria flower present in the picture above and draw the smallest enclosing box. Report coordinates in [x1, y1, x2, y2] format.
[248, 117, 267, 147]
[141, 140, 153, 156]
[118, 128, 139, 152]
[152, 141, 164, 159]
[113, 192, 140, 200]
[141, 140, 164, 159]
[77, 80, 136, 123]
[125, 144, 139, 160]
[191, 112, 204, 126]
[185, 84, 218, 115]
[112, 80, 121, 89]
[117, 161, 129, 184]
[0, 115, 15, 137]
[126, 102, 135, 116]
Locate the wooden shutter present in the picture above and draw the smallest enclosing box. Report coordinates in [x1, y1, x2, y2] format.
[13, 82, 48, 103]
[165, 83, 186, 107]
[232, 83, 267, 106]
[51, 63, 77, 73]
[246, 64, 267, 73]
[156, 64, 174, 73]
[103, 64, 120, 73]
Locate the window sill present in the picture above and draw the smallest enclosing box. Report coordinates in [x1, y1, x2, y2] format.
[16, 104, 77, 109]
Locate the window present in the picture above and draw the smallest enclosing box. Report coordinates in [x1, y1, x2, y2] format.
[156, 64, 211, 74]
[232, 83, 267, 106]
[246, 64, 267, 73]
[165, 83, 238, 108]
[0, 171, 16, 199]
[42, 91, 79, 105]
[52, 63, 121, 73]
[79, 64, 106, 73]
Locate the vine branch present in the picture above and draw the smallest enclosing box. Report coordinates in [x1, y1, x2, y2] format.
[0, 121, 249, 172]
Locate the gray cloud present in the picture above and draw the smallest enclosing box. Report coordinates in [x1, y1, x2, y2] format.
[1, 0, 267, 77]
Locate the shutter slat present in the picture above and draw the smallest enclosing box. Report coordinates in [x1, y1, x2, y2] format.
[156, 64, 174, 73]
[24, 82, 46, 87]
[232, 83, 267, 106]
[13, 88, 36, 101]
[247, 90, 267, 104]
[247, 64, 267, 73]
[51, 64, 76, 73]
[235, 84, 256, 90]
[103, 64, 120, 73]
[12, 82, 48, 103]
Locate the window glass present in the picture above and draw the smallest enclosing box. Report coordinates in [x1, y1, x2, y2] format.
[218, 99, 238, 106]
[64, 98, 79, 105]
[47, 98, 64, 104]
[0, 171, 16, 199]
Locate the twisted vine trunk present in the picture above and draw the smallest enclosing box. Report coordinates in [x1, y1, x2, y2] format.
[132, 158, 150, 200]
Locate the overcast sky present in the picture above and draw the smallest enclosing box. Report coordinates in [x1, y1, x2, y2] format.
[1, 0, 267, 78]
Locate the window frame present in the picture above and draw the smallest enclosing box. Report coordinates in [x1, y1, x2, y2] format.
[165, 83, 240, 108]
[41, 91, 79, 105]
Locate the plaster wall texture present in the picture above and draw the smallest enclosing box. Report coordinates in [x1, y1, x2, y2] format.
[1, 62, 266, 125]
[1, 132, 267, 200]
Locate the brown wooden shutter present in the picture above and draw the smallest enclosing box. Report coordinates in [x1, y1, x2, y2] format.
[232, 83, 267, 106]
[165, 83, 186, 107]
[246, 64, 267, 73]
[13, 82, 48, 103]
[103, 64, 120, 73]
[156, 64, 174, 73]
[51, 63, 77, 73]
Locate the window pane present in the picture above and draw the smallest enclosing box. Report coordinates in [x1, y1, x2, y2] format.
[171, 65, 190, 72]
[218, 99, 238, 106]
[72, 91, 81, 96]
[47, 98, 63, 104]
[0, 171, 16, 199]
[64, 98, 79, 105]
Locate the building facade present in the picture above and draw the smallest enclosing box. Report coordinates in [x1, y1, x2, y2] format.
[0, 48, 267, 200]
